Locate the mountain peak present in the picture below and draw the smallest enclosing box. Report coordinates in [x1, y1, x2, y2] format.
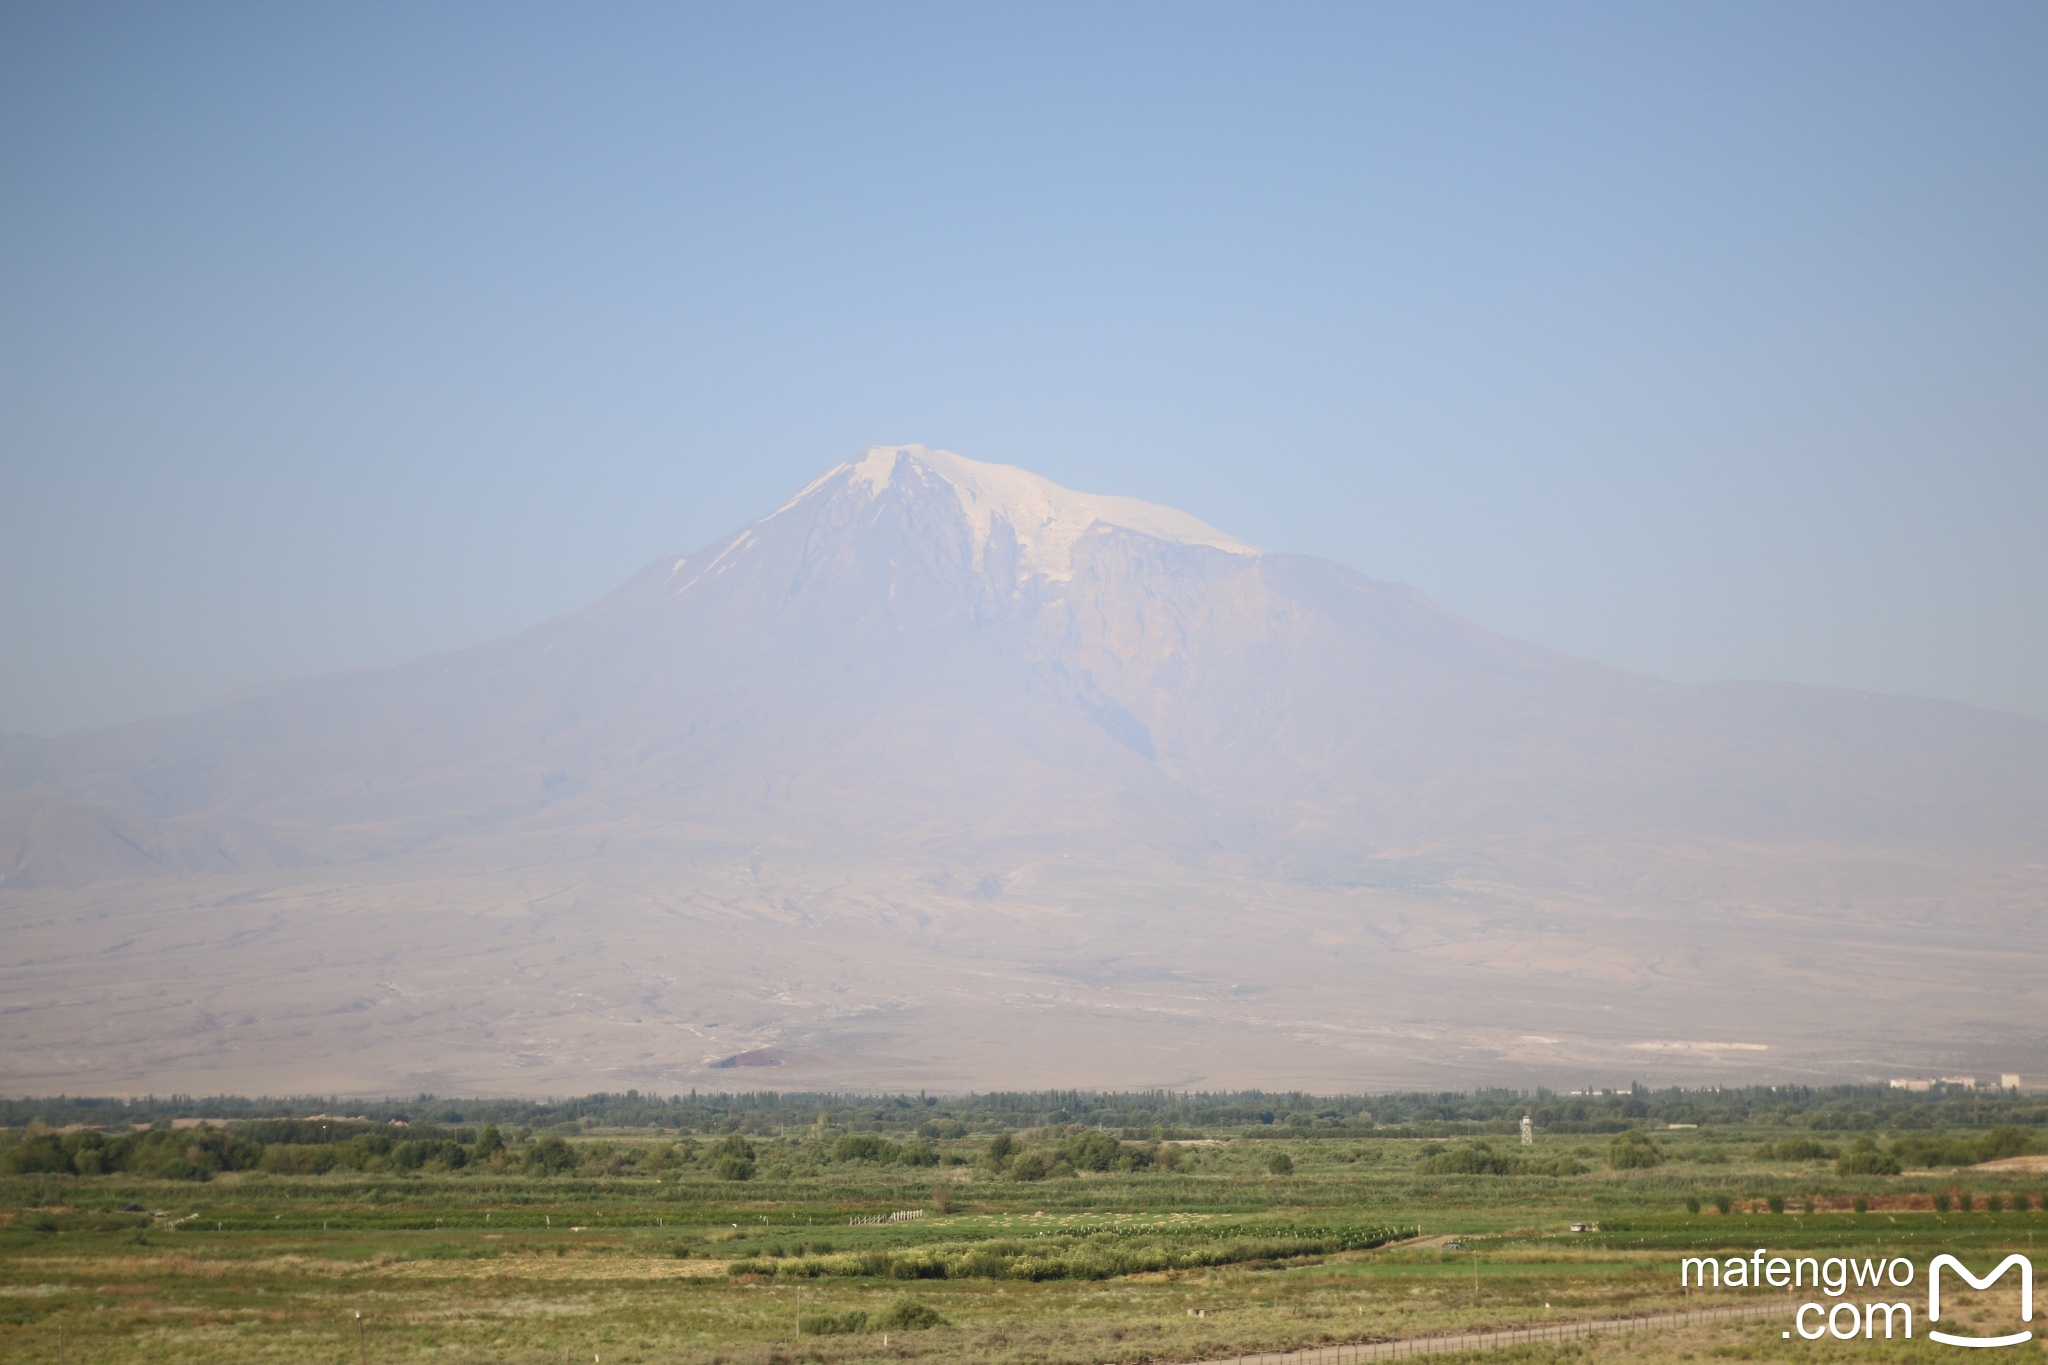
[783, 444, 1261, 581]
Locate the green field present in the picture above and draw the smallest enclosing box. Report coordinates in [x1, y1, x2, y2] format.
[2, 1087, 2043, 1362]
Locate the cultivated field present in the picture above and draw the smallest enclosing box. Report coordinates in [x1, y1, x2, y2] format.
[1, 1089, 2042, 1363]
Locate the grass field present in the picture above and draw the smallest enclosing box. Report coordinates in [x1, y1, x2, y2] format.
[3, 1111, 2044, 1363]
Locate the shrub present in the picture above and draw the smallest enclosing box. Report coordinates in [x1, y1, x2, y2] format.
[873, 1298, 945, 1331]
[1684, 1196, 1701, 1214]
[525, 1136, 578, 1175]
[888, 1252, 946, 1280]
[1607, 1131, 1661, 1170]
[1418, 1144, 1508, 1175]
[713, 1154, 755, 1181]
[1713, 1195, 1733, 1215]
[1766, 1194, 1785, 1214]
[117, 1127, 263, 1181]
[1062, 1129, 1124, 1172]
[1836, 1146, 1902, 1177]
[930, 1184, 953, 1214]
[1010, 1153, 1050, 1182]
[799, 1310, 867, 1335]
[833, 1134, 900, 1164]
[1853, 1196, 1868, 1213]
[1985, 1193, 2004, 1212]
[259, 1144, 340, 1176]
[1977, 1127, 2038, 1162]
[390, 1138, 466, 1171]
[3, 1136, 73, 1175]
[706, 1134, 756, 1163]
[1933, 1193, 1951, 1212]
[1267, 1152, 1295, 1176]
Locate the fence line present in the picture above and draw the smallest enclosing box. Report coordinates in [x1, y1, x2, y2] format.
[1196, 1300, 1792, 1364]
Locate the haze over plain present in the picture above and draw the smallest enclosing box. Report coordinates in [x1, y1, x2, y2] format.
[1, 5, 2045, 1096]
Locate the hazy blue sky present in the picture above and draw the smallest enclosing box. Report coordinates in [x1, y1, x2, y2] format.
[4, 1, 2044, 735]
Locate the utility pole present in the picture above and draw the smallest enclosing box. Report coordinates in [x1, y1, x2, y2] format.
[356, 1311, 367, 1365]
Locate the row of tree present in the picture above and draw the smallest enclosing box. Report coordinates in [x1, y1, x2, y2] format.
[6, 1084, 2040, 1137]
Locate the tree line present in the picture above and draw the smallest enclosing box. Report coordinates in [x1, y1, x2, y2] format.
[3, 1083, 2040, 1145]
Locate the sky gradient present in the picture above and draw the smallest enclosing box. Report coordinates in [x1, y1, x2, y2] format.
[3, 0, 2044, 735]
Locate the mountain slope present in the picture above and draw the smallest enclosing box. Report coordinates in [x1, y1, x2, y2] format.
[14, 444, 2043, 879]
[2, 446, 2043, 1092]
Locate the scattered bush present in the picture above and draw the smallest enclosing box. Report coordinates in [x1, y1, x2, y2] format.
[874, 1298, 945, 1331]
[1766, 1194, 1785, 1214]
[1267, 1152, 1295, 1176]
[1684, 1196, 1701, 1214]
[799, 1310, 867, 1335]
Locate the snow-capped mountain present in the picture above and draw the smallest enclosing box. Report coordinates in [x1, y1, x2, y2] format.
[2, 447, 2043, 1096]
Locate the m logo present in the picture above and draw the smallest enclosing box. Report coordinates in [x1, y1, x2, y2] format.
[1928, 1253, 2033, 1349]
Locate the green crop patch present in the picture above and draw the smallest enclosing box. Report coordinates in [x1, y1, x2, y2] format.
[1, 1084, 2042, 1362]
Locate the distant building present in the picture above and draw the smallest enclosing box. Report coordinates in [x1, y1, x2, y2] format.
[2001, 1073, 2022, 1090]
[1940, 1076, 1977, 1089]
[1889, 1078, 1934, 1091]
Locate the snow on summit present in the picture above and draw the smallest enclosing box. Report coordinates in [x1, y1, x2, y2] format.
[823, 444, 1261, 580]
